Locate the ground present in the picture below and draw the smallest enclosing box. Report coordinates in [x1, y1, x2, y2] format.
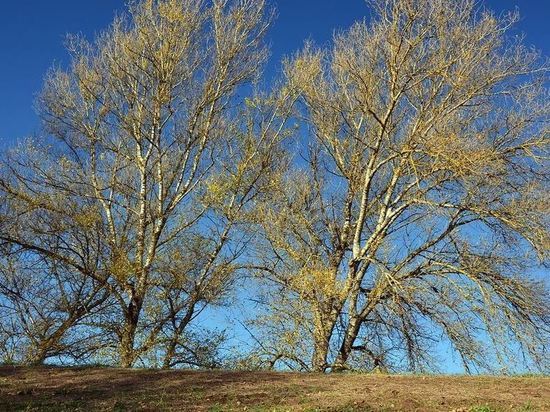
[0, 366, 548, 411]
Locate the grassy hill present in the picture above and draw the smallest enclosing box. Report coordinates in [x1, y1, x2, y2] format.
[0, 366, 548, 411]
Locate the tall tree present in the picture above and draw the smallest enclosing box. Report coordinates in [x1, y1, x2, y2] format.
[0, 0, 274, 367]
[255, 0, 549, 372]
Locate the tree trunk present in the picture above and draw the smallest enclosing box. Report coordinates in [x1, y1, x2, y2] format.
[333, 316, 361, 372]
[119, 295, 142, 368]
[312, 338, 330, 372]
[311, 309, 336, 372]
[162, 339, 177, 369]
[25, 348, 47, 366]
[161, 296, 197, 369]
[119, 326, 137, 368]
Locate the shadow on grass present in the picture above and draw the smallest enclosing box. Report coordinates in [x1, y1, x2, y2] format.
[0, 366, 318, 411]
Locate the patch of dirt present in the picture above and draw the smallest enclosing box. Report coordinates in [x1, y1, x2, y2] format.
[0, 366, 547, 411]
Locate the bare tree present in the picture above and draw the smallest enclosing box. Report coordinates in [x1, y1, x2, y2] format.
[255, 0, 549, 372]
[0, 244, 109, 365]
[0, 0, 274, 367]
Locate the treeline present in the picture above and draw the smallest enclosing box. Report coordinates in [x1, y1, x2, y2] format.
[0, 0, 548, 373]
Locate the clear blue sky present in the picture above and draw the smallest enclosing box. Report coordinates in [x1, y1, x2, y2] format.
[0, 1, 548, 149]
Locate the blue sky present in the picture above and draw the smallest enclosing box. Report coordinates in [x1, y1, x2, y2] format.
[0, 1, 548, 149]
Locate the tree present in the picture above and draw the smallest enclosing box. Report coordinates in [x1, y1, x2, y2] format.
[254, 0, 549, 372]
[0, 247, 109, 365]
[0, 0, 275, 367]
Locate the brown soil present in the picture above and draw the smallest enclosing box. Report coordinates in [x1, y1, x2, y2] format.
[0, 366, 547, 411]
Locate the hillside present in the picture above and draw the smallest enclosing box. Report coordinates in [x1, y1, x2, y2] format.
[0, 366, 548, 411]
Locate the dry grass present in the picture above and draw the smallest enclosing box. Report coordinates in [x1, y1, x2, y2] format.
[0, 366, 548, 411]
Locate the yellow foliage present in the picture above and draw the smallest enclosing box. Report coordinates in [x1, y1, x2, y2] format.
[291, 265, 345, 301]
[109, 251, 135, 283]
[425, 132, 501, 177]
[73, 208, 101, 228]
